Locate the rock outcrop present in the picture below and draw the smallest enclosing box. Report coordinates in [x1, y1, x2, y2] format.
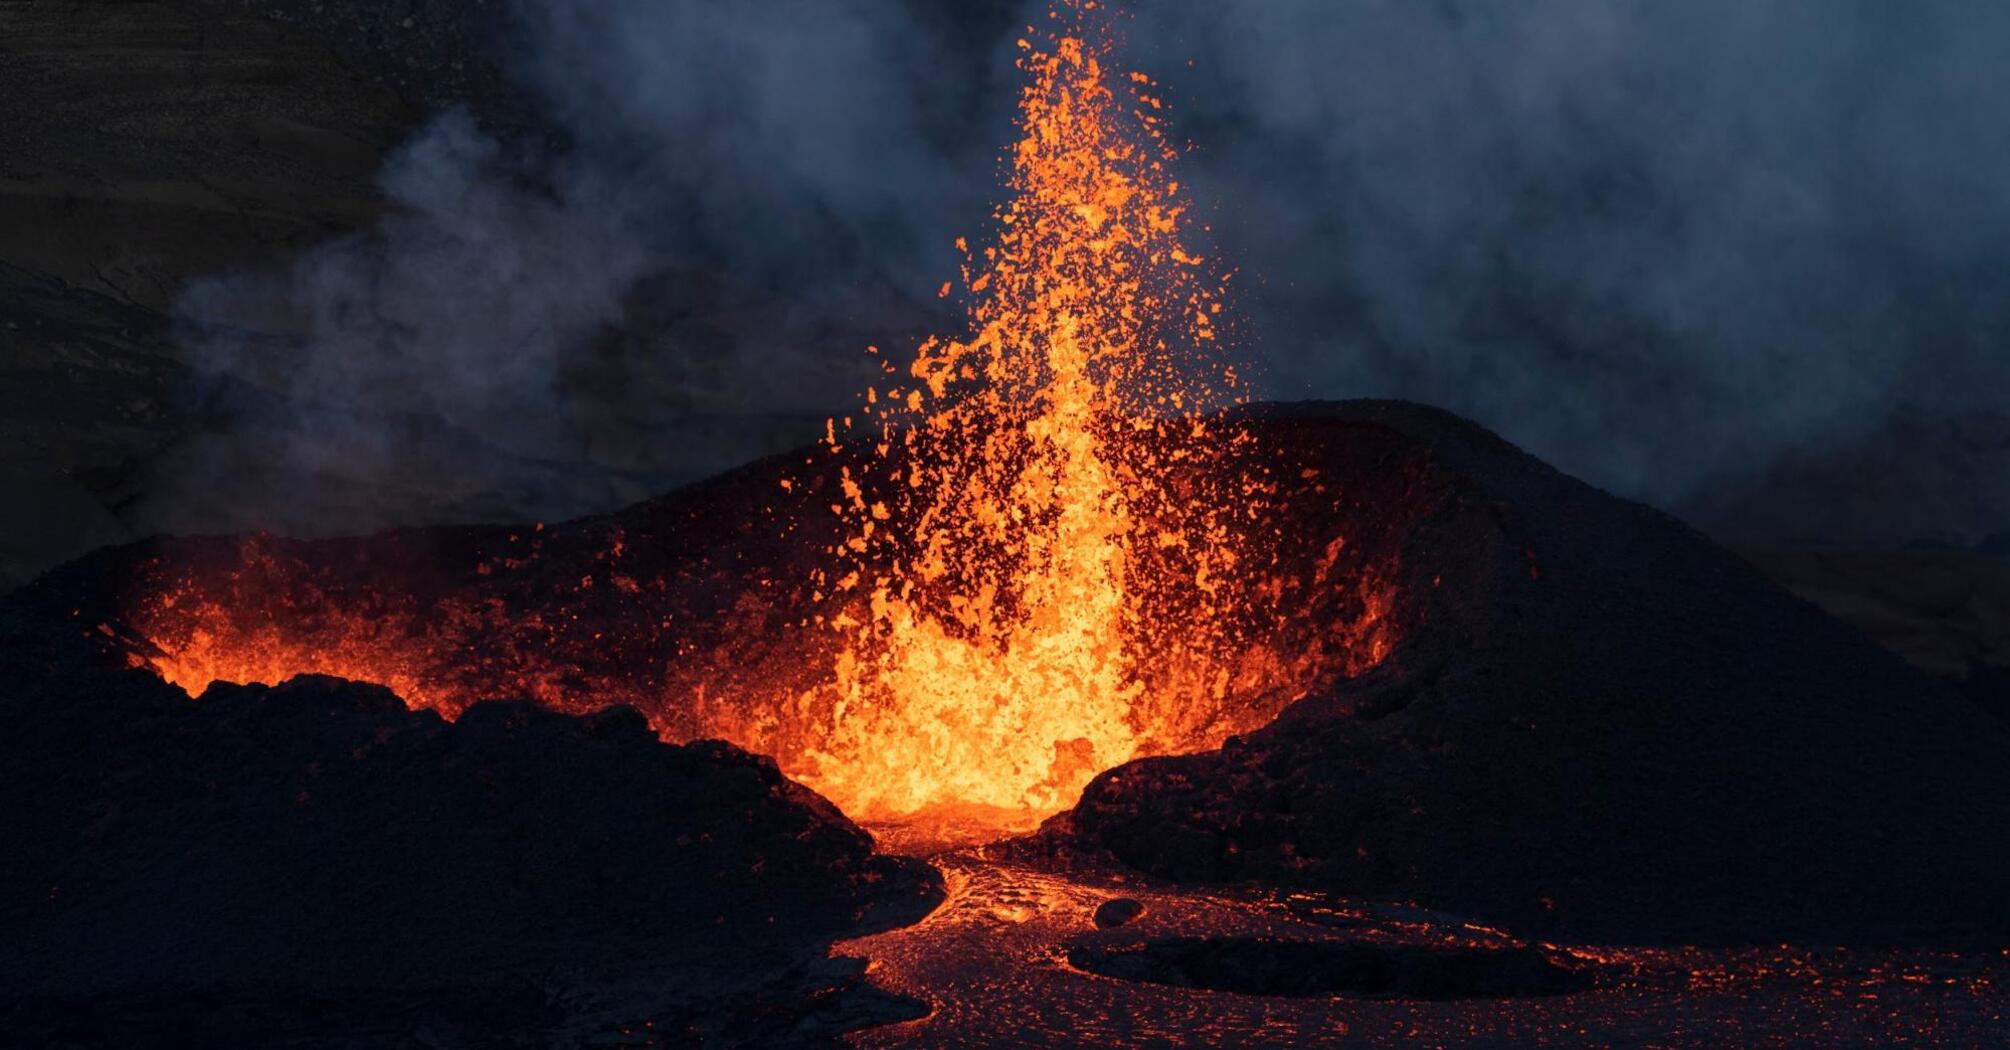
[1064, 401, 2010, 945]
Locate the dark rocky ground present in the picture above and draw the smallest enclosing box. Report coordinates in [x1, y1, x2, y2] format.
[0, 669, 941, 1047]
[1049, 402, 2010, 946]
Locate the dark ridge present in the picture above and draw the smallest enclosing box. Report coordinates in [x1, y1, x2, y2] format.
[0, 668, 940, 1021]
[1063, 400, 2010, 946]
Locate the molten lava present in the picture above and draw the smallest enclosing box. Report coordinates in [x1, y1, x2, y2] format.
[799, 12, 1249, 820]
[122, 1, 1397, 833]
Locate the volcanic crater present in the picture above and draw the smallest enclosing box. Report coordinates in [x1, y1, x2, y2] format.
[7, 400, 2010, 1045]
[7, 2, 2010, 1045]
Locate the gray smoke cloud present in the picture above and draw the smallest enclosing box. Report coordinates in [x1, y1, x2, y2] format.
[1121, 0, 2010, 538]
[169, 0, 2010, 542]
[165, 0, 1015, 534]
[511, 0, 1001, 289]
[168, 111, 654, 534]
[184, 113, 646, 462]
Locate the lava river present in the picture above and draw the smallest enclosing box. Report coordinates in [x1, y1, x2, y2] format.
[832, 849, 2010, 1047]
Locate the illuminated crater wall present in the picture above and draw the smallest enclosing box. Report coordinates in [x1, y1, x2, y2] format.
[104, 5, 1431, 827]
[12, 397, 2006, 946]
[109, 404, 1421, 827]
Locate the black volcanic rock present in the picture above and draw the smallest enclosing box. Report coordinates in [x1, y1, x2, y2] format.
[0, 668, 939, 1004]
[1093, 897, 1145, 929]
[1063, 401, 2010, 946]
[6, 398, 2009, 958]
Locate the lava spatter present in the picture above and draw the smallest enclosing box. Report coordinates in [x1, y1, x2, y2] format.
[119, 2, 1396, 832]
[801, 2, 1258, 821]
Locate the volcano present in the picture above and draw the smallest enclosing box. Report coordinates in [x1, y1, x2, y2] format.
[1057, 400, 2010, 945]
[8, 2, 2010, 1045]
[5, 399, 2010, 1043]
[9, 396, 2009, 930]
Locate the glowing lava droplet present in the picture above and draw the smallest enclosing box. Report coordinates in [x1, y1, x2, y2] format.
[806, 3, 1247, 823]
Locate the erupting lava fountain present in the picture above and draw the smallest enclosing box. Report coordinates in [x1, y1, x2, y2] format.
[804, 6, 1263, 822]
[126, 1, 1395, 834]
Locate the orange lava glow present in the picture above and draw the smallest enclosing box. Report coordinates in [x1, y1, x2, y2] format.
[123, 1, 1396, 832]
[801, 6, 1257, 820]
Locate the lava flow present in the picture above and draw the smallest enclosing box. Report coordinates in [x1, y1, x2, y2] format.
[120, 1, 1396, 832]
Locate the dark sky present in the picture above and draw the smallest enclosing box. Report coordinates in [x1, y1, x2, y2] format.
[177, 0, 2010, 542]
